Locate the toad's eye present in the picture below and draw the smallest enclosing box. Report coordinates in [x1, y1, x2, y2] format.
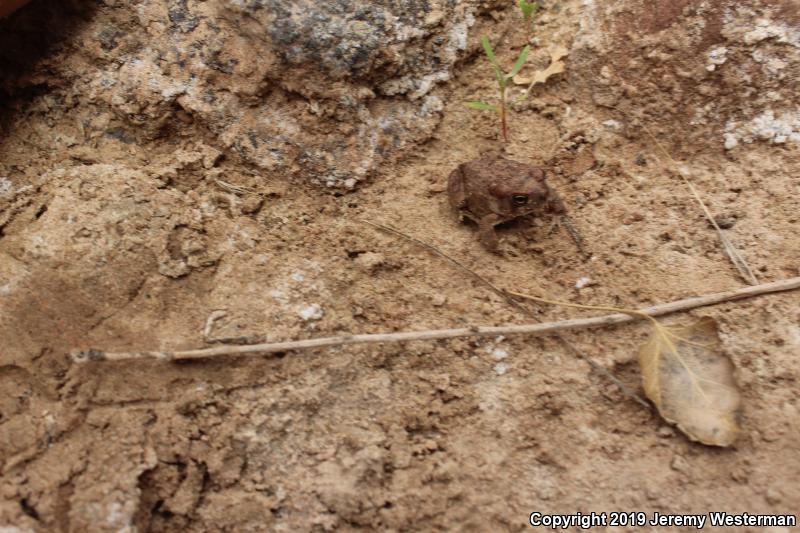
[512, 194, 529, 206]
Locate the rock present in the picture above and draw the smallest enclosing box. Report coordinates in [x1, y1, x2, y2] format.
[568, 0, 800, 153]
[240, 195, 264, 215]
[354, 251, 386, 273]
[765, 486, 783, 505]
[670, 454, 689, 474]
[1, 0, 482, 188]
[712, 214, 737, 229]
[431, 294, 447, 307]
[657, 426, 675, 438]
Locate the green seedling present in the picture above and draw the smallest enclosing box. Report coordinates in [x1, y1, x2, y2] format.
[466, 36, 529, 142]
[518, 0, 539, 22]
[518, 0, 540, 42]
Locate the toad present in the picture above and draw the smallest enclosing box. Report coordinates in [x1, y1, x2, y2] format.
[447, 154, 565, 252]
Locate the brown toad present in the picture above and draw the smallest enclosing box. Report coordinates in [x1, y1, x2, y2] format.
[447, 154, 564, 251]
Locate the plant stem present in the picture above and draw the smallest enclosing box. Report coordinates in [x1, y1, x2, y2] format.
[500, 86, 508, 142]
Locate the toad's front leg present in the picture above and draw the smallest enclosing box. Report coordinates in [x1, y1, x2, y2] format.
[477, 213, 503, 252]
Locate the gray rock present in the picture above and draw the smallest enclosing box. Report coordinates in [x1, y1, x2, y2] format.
[2, 0, 480, 188]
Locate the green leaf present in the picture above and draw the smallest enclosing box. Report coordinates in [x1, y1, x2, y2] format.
[518, 0, 534, 20]
[481, 37, 504, 87]
[508, 45, 530, 79]
[466, 101, 497, 112]
[492, 65, 505, 88]
[481, 36, 498, 66]
[519, 0, 539, 20]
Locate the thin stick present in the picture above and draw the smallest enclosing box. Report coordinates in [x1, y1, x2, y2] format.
[73, 282, 800, 362]
[642, 125, 758, 286]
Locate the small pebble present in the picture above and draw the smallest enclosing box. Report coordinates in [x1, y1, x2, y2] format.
[657, 426, 675, 438]
[730, 466, 749, 482]
[712, 214, 737, 229]
[765, 486, 783, 505]
[241, 195, 263, 214]
[670, 454, 689, 473]
[354, 252, 386, 273]
[431, 294, 447, 307]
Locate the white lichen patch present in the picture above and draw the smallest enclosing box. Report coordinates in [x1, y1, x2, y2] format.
[690, 102, 714, 126]
[751, 48, 789, 77]
[493, 362, 510, 375]
[723, 109, 800, 150]
[484, 336, 509, 362]
[706, 46, 728, 71]
[487, 346, 508, 361]
[382, 10, 474, 100]
[270, 289, 288, 304]
[297, 303, 324, 321]
[574, 0, 603, 50]
[741, 18, 800, 48]
[0, 177, 13, 197]
[420, 95, 444, 116]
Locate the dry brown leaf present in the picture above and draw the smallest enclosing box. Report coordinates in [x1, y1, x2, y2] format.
[638, 316, 742, 446]
[513, 46, 569, 86]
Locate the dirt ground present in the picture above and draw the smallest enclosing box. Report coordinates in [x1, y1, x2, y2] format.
[1, 0, 799, 531]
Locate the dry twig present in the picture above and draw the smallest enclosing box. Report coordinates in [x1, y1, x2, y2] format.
[73, 277, 800, 364]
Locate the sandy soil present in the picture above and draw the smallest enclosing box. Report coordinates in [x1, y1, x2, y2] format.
[0, 1, 799, 531]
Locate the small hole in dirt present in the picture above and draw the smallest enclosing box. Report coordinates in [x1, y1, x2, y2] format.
[347, 250, 365, 259]
[34, 204, 47, 219]
[20, 498, 40, 520]
[151, 499, 173, 518]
